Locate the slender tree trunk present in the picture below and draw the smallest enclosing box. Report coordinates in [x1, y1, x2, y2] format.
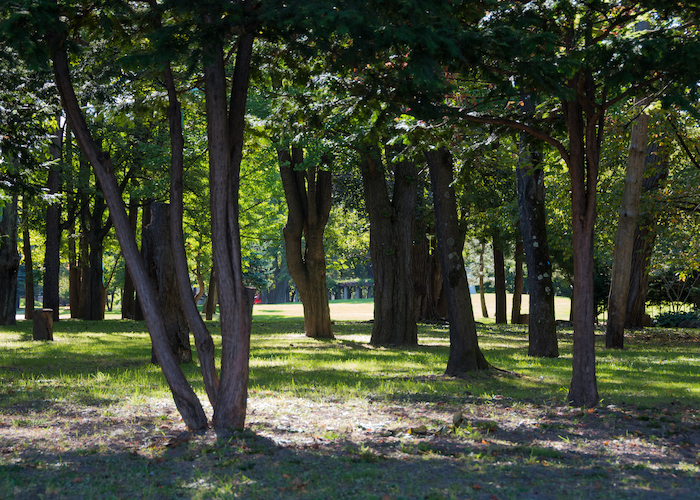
[44, 120, 63, 322]
[413, 227, 445, 321]
[122, 197, 138, 319]
[564, 73, 601, 408]
[53, 40, 207, 430]
[278, 145, 333, 339]
[426, 148, 489, 375]
[23, 224, 35, 320]
[68, 225, 80, 318]
[85, 226, 105, 321]
[204, 267, 217, 320]
[605, 111, 649, 348]
[511, 240, 524, 324]
[479, 241, 489, 318]
[0, 194, 20, 325]
[493, 237, 507, 324]
[516, 130, 558, 357]
[361, 147, 418, 346]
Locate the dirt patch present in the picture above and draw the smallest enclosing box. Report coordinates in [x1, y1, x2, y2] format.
[1, 394, 699, 499]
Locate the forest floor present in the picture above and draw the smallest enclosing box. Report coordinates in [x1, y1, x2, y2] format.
[1, 378, 698, 499]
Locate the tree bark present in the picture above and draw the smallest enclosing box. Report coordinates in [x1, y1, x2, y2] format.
[426, 147, 489, 375]
[479, 241, 489, 318]
[511, 240, 524, 324]
[605, 111, 649, 348]
[68, 225, 80, 318]
[278, 145, 333, 339]
[516, 130, 558, 357]
[0, 193, 20, 325]
[122, 197, 138, 319]
[53, 40, 207, 430]
[204, 266, 218, 320]
[412, 227, 445, 321]
[23, 224, 35, 321]
[44, 120, 63, 322]
[493, 237, 507, 324]
[204, 31, 256, 432]
[361, 147, 418, 346]
[564, 72, 600, 408]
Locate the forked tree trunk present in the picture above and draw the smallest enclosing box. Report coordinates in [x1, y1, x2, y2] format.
[479, 242, 489, 318]
[53, 40, 207, 430]
[564, 72, 601, 408]
[426, 148, 489, 375]
[517, 131, 558, 357]
[0, 194, 19, 325]
[511, 240, 524, 324]
[606, 111, 649, 349]
[493, 238, 507, 324]
[361, 147, 418, 346]
[278, 145, 333, 339]
[23, 225, 35, 320]
[142, 203, 192, 364]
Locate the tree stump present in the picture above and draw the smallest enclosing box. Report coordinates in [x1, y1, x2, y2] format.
[32, 309, 54, 341]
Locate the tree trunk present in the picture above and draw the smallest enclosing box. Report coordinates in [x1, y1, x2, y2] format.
[412, 228, 445, 321]
[44, 121, 63, 322]
[564, 73, 600, 408]
[68, 225, 81, 318]
[511, 240, 524, 324]
[142, 203, 192, 364]
[0, 193, 20, 325]
[53, 40, 207, 430]
[23, 225, 35, 320]
[361, 147, 418, 346]
[85, 221, 106, 321]
[493, 237, 507, 324]
[516, 130, 558, 357]
[426, 148, 489, 375]
[479, 241, 489, 318]
[204, 266, 217, 320]
[204, 31, 256, 432]
[278, 145, 333, 339]
[122, 197, 138, 319]
[605, 111, 649, 349]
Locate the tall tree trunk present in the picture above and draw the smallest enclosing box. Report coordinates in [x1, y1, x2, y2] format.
[142, 203, 192, 364]
[204, 266, 217, 320]
[361, 147, 418, 346]
[0, 194, 20, 325]
[413, 228, 445, 321]
[605, 111, 649, 348]
[68, 225, 80, 318]
[84, 191, 108, 321]
[493, 237, 507, 324]
[479, 241, 489, 318]
[23, 223, 35, 320]
[44, 120, 64, 322]
[516, 128, 558, 357]
[278, 145, 333, 339]
[426, 148, 489, 375]
[204, 31, 256, 432]
[53, 40, 207, 430]
[122, 197, 138, 319]
[564, 72, 601, 408]
[511, 239, 524, 324]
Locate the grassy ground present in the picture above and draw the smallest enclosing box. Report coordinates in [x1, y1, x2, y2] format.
[1, 301, 699, 499]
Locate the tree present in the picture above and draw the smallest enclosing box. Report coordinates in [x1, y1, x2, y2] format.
[0, 193, 19, 325]
[278, 144, 333, 339]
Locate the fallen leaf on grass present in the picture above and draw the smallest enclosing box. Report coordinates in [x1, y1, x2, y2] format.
[472, 484, 482, 490]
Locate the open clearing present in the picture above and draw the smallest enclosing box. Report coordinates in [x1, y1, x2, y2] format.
[1, 301, 699, 499]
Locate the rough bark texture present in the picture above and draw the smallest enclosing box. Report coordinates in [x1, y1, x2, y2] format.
[0, 194, 19, 325]
[511, 240, 524, 324]
[23, 225, 35, 320]
[516, 132, 558, 357]
[278, 146, 333, 339]
[412, 229, 445, 321]
[142, 203, 192, 364]
[44, 124, 63, 322]
[204, 267, 217, 320]
[53, 40, 207, 431]
[426, 148, 489, 375]
[479, 242, 489, 318]
[564, 72, 600, 408]
[204, 32, 256, 432]
[122, 197, 138, 319]
[605, 112, 649, 349]
[493, 238, 507, 324]
[68, 226, 80, 318]
[361, 147, 418, 346]
[32, 309, 54, 341]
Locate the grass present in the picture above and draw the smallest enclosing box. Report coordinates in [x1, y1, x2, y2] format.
[1, 299, 700, 499]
